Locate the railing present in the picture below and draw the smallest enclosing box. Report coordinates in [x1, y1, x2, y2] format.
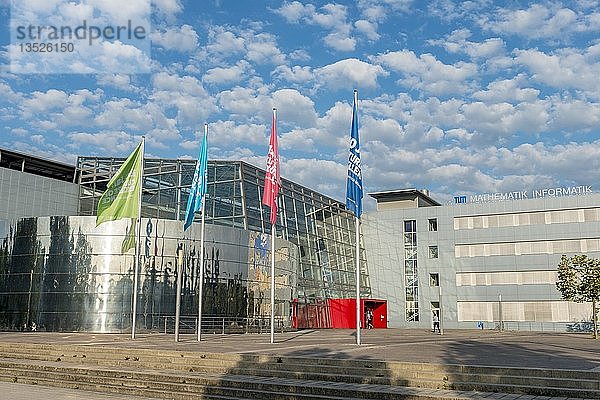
[161, 315, 292, 335]
[472, 320, 598, 333]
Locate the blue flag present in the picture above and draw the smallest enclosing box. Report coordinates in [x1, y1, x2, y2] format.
[346, 91, 363, 218]
[184, 130, 208, 231]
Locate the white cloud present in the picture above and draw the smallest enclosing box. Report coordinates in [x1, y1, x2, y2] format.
[217, 86, 271, 121]
[514, 47, 600, 99]
[433, 29, 505, 59]
[480, 4, 597, 40]
[289, 49, 311, 61]
[150, 72, 217, 130]
[473, 75, 540, 103]
[316, 58, 387, 90]
[203, 61, 251, 85]
[274, 2, 356, 51]
[281, 158, 347, 200]
[96, 74, 134, 91]
[324, 32, 356, 51]
[492, 141, 600, 183]
[245, 32, 286, 64]
[549, 98, 600, 132]
[152, 0, 182, 23]
[21, 89, 68, 115]
[461, 100, 549, 142]
[94, 41, 152, 74]
[203, 25, 287, 65]
[94, 98, 154, 131]
[274, 1, 314, 23]
[208, 120, 268, 147]
[151, 25, 199, 52]
[272, 65, 314, 83]
[372, 50, 477, 95]
[86, 0, 150, 23]
[354, 20, 380, 41]
[205, 28, 246, 56]
[68, 130, 142, 154]
[358, 0, 414, 20]
[272, 89, 318, 128]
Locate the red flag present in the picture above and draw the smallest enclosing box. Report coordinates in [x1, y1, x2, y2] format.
[262, 109, 280, 225]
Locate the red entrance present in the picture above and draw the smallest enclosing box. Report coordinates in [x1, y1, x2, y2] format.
[292, 298, 387, 329]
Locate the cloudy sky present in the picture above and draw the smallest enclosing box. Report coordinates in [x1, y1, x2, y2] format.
[1, 0, 600, 208]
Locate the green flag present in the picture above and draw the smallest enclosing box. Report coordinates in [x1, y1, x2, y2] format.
[96, 140, 144, 226]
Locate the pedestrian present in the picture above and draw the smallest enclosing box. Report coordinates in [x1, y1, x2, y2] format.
[433, 312, 440, 333]
[366, 309, 373, 329]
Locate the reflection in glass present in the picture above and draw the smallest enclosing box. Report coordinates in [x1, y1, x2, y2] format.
[0, 216, 298, 333]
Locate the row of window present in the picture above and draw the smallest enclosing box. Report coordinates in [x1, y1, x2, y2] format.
[454, 207, 600, 230]
[457, 301, 590, 323]
[456, 270, 557, 286]
[455, 238, 600, 258]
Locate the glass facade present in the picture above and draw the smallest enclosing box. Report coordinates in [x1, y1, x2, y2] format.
[0, 216, 298, 332]
[76, 157, 370, 329]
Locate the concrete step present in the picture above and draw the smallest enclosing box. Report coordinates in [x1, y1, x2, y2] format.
[0, 342, 598, 399]
[2, 348, 597, 395]
[0, 360, 486, 400]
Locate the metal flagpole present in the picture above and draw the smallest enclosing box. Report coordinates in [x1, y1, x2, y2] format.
[131, 136, 145, 340]
[270, 224, 276, 344]
[175, 244, 183, 342]
[197, 123, 208, 342]
[355, 215, 361, 345]
[270, 107, 277, 345]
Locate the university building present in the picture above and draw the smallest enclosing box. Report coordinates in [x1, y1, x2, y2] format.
[0, 148, 368, 332]
[363, 188, 599, 331]
[0, 147, 597, 333]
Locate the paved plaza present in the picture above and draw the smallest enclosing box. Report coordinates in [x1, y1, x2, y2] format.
[1, 328, 599, 370]
[1, 329, 599, 399]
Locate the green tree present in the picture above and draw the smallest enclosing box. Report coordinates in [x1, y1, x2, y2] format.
[556, 255, 600, 339]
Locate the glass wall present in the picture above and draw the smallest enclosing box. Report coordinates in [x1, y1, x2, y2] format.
[0, 216, 298, 333]
[77, 157, 370, 329]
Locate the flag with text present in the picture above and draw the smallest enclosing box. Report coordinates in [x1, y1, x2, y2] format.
[96, 140, 143, 226]
[346, 91, 363, 218]
[262, 109, 280, 225]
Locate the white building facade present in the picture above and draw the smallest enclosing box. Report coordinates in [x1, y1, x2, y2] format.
[362, 188, 600, 332]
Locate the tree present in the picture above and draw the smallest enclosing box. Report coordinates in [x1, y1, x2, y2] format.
[556, 255, 600, 339]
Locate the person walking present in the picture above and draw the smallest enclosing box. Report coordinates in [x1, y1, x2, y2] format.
[432, 312, 440, 334]
[365, 309, 373, 329]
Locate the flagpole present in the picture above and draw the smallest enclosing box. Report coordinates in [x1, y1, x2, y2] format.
[347, 89, 362, 346]
[132, 136, 145, 339]
[175, 243, 183, 342]
[355, 215, 361, 345]
[197, 123, 208, 342]
[270, 223, 276, 343]
[270, 108, 277, 344]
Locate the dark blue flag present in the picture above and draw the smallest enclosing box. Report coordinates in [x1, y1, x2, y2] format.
[346, 91, 362, 218]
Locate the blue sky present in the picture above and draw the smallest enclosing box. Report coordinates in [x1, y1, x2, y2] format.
[1, 0, 600, 207]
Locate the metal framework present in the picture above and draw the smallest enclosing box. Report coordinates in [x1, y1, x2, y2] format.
[77, 157, 371, 312]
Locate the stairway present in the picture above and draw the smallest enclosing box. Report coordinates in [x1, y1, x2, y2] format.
[0, 341, 598, 399]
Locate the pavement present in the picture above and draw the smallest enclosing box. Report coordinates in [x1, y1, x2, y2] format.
[1, 328, 599, 399]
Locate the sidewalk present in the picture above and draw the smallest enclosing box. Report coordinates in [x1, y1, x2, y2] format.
[2, 328, 599, 370]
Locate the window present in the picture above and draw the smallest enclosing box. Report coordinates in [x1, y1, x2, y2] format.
[404, 220, 416, 233]
[428, 245, 439, 259]
[429, 273, 439, 286]
[428, 218, 438, 231]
